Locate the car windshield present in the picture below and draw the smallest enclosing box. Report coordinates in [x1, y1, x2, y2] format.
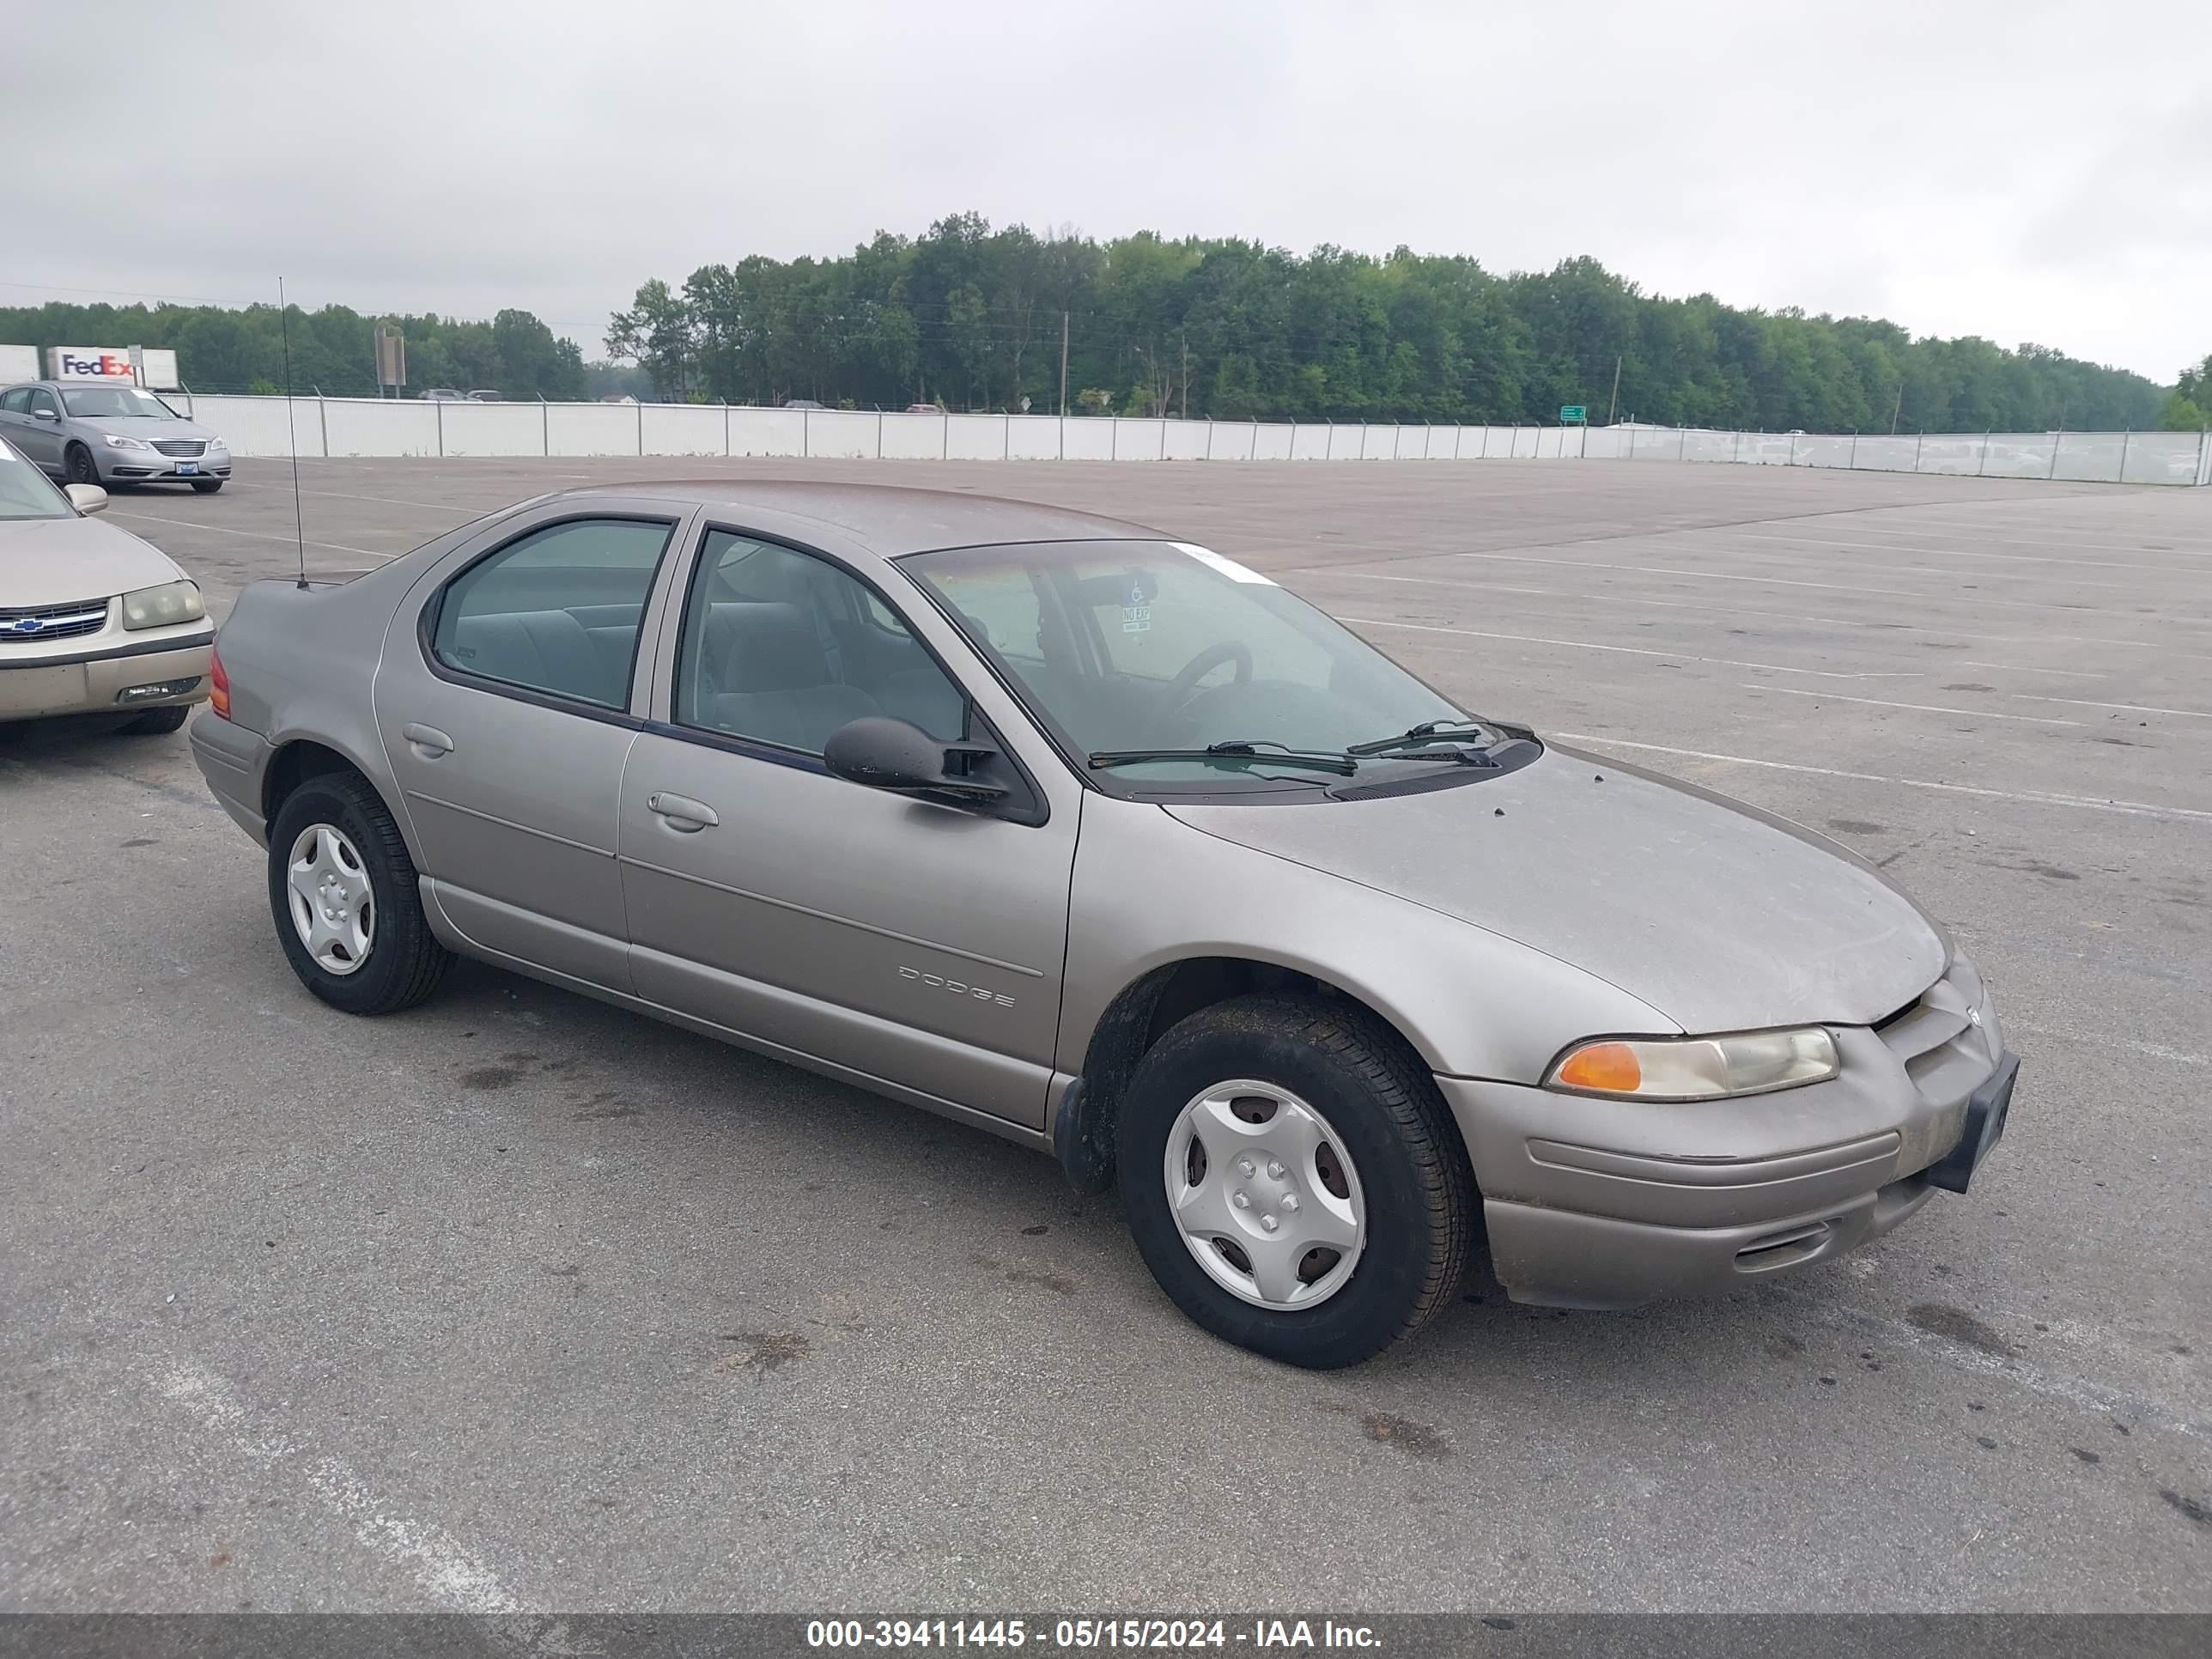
[902, 538, 1467, 787]
[0, 443, 71, 521]
[60, 386, 179, 420]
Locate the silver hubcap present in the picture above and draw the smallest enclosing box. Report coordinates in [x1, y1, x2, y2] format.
[286, 823, 374, 976]
[1163, 1079, 1365, 1310]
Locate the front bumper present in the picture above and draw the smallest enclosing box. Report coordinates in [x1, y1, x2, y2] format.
[0, 629, 214, 721]
[1441, 955, 2009, 1309]
[95, 445, 231, 483]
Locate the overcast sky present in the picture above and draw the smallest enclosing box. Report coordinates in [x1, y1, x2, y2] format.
[9, 1, 2206, 380]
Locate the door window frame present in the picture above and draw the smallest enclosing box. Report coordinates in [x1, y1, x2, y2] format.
[413, 509, 684, 728]
[646, 518, 1053, 823]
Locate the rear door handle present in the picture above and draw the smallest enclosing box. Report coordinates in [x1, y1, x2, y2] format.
[402, 722, 453, 758]
[647, 791, 719, 831]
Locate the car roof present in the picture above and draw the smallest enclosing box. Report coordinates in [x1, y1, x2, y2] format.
[559, 479, 1164, 559]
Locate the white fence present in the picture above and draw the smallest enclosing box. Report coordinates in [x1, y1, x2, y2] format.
[170, 393, 2212, 487]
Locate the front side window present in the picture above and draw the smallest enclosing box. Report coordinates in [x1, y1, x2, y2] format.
[0, 441, 70, 520]
[431, 517, 673, 708]
[60, 386, 177, 419]
[27, 390, 61, 420]
[674, 530, 966, 754]
[904, 539, 1468, 787]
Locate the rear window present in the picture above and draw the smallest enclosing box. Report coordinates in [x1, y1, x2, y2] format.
[430, 518, 673, 708]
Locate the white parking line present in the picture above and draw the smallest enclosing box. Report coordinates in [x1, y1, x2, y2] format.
[2008, 1022, 2210, 1069]
[1771, 1288, 2209, 1444]
[1334, 617, 1917, 679]
[1549, 732, 2212, 823]
[225, 479, 483, 514]
[2014, 695, 2212, 720]
[107, 509, 392, 561]
[1307, 569, 2212, 659]
[1958, 661, 2109, 679]
[1718, 527, 2197, 575]
[1444, 549, 2212, 626]
[1742, 684, 2086, 726]
[153, 1361, 520, 1611]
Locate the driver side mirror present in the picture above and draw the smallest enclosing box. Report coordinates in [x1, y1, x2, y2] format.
[65, 483, 108, 514]
[823, 716, 1007, 805]
[33, 408, 59, 422]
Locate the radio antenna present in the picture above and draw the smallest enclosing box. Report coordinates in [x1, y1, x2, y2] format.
[279, 277, 307, 588]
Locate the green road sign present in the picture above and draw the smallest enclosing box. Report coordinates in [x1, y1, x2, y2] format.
[1559, 404, 1588, 423]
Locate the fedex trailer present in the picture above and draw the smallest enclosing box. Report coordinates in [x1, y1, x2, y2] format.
[46, 346, 182, 389]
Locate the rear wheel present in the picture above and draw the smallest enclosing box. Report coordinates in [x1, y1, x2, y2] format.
[266, 771, 452, 1015]
[64, 444, 98, 485]
[189, 478, 223, 494]
[1117, 994, 1475, 1368]
[119, 705, 191, 735]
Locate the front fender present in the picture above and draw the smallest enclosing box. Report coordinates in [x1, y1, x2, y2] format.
[1059, 794, 1675, 1085]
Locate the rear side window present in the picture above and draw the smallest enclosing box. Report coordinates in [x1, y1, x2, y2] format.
[0, 389, 30, 415]
[431, 518, 672, 709]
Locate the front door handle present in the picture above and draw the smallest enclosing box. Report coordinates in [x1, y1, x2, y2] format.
[647, 791, 719, 831]
[402, 722, 453, 758]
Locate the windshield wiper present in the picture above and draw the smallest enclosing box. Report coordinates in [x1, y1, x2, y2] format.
[1088, 740, 1358, 777]
[1346, 717, 1527, 756]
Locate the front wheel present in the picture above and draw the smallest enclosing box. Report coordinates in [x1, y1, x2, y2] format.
[266, 771, 453, 1015]
[1117, 994, 1475, 1368]
[189, 478, 223, 494]
[64, 444, 99, 486]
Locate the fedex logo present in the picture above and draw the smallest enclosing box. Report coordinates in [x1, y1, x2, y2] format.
[50, 348, 135, 380]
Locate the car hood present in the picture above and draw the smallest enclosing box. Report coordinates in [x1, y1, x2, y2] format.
[1165, 743, 1946, 1032]
[0, 513, 185, 605]
[74, 416, 217, 441]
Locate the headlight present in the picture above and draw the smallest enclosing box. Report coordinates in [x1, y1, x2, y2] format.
[203, 434, 228, 452]
[103, 433, 151, 451]
[119, 580, 206, 630]
[1546, 1027, 1838, 1101]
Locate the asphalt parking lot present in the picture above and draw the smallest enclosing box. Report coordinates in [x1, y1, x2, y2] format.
[3, 455, 2207, 1613]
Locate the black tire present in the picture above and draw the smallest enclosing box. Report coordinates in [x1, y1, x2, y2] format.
[1117, 993, 1475, 1369]
[64, 444, 99, 486]
[266, 769, 452, 1016]
[189, 478, 224, 494]
[119, 705, 191, 735]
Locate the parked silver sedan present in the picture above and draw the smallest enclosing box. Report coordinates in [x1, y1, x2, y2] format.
[0, 380, 231, 493]
[0, 438, 212, 731]
[191, 482, 2016, 1366]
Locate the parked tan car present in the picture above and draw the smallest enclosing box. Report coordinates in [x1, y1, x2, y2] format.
[0, 438, 212, 732]
[190, 482, 2016, 1365]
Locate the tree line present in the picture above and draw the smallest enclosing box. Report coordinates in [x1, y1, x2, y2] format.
[0, 300, 593, 402]
[5, 220, 2200, 432]
[608, 214, 2185, 432]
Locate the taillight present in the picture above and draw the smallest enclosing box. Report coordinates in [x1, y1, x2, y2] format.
[208, 644, 231, 720]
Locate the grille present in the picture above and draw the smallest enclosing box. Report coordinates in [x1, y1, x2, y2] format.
[0, 598, 109, 642]
[1875, 964, 1992, 1093]
[151, 440, 206, 458]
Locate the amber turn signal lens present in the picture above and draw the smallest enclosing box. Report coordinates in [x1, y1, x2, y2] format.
[208, 645, 230, 721]
[1554, 1041, 1642, 1093]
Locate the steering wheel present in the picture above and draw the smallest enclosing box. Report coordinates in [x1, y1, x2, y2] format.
[1153, 640, 1254, 735]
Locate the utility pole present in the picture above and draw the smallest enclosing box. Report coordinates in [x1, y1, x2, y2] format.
[1059, 310, 1070, 418]
[1889, 382, 1904, 434]
[1180, 333, 1189, 422]
[1606, 356, 1622, 426]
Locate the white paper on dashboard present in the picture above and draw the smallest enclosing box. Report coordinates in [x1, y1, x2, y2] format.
[1171, 542, 1277, 585]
